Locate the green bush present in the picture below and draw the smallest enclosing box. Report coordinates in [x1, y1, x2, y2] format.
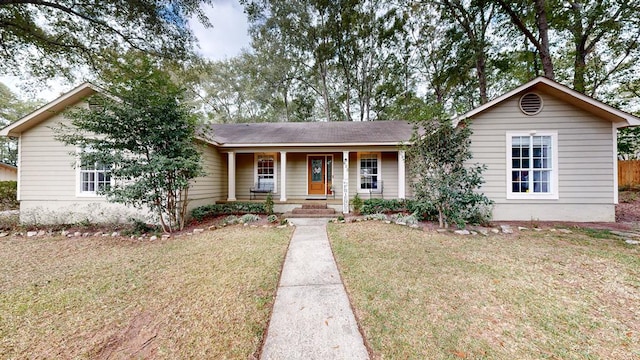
[364, 213, 388, 221]
[0, 213, 19, 230]
[267, 214, 278, 223]
[391, 213, 418, 225]
[406, 200, 438, 221]
[265, 192, 274, 215]
[0, 181, 18, 210]
[361, 199, 407, 214]
[122, 218, 159, 236]
[223, 215, 240, 225]
[191, 202, 267, 221]
[359, 198, 438, 221]
[240, 214, 260, 223]
[352, 193, 363, 214]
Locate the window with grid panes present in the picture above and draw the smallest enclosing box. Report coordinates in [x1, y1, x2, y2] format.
[359, 153, 379, 190]
[79, 161, 111, 195]
[507, 132, 557, 199]
[256, 154, 275, 191]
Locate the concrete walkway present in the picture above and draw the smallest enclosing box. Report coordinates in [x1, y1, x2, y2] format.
[260, 218, 370, 360]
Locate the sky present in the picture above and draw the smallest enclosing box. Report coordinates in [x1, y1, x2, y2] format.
[1, 0, 251, 102]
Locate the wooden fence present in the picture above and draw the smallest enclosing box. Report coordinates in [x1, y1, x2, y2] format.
[618, 160, 640, 189]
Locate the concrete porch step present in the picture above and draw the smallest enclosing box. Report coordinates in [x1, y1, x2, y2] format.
[292, 208, 336, 215]
[284, 212, 342, 218]
[301, 203, 328, 209]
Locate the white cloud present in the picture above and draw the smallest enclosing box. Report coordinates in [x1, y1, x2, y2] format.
[191, 0, 251, 60]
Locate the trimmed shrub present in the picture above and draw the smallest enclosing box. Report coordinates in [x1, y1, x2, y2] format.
[361, 199, 406, 214]
[240, 214, 260, 223]
[223, 215, 240, 225]
[265, 192, 274, 215]
[122, 218, 159, 236]
[0, 213, 19, 230]
[360, 198, 438, 222]
[406, 200, 438, 221]
[352, 193, 363, 215]
[191, 202, 267, 221]
[391, 213, 418, 225]
[0, 181, 18, 210]
[364, 213, 388, 221]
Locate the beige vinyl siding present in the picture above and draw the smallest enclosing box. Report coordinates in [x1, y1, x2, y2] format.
[20, 111, 93, 201]
[235, 153, 255, 200]
[18, 109, 146, 223]
[283, 152, 341, 199]
[187, 143, 227, 210]
[405, 169, 413, 198]
[282, 152, 339, 199]
[285, 152, 306, 198]
[330, 152, 342, 198]
[381, 152, 398, 198]
[469, 92, 615, 221]
[349, 152, 358, 197]
[218, 152, 228, 200]
[18, 106, 222, 223]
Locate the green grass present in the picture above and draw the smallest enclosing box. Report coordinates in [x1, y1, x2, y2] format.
[328, 222, 640, 360]
[0, 226, 292, 358]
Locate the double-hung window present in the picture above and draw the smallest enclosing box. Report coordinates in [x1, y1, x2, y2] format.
[507, 132, 558, 199]
[79, 160, 111, 196]
[256, 154, 276, 192]
[358, 153, 380, 191]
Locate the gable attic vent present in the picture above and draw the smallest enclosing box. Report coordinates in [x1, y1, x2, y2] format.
[519, 92, 543, 115]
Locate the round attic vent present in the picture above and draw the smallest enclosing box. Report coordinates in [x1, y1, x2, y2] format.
[519, 92, 543, 115]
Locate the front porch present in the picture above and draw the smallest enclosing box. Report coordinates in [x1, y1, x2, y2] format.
[222, 148, 408, 214]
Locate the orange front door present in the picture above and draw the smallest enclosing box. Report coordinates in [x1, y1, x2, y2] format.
[308, 156, 325, 195]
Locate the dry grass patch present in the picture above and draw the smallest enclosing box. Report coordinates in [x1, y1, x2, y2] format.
[328, 222, 640, 360]
[0, 226, 292, 359]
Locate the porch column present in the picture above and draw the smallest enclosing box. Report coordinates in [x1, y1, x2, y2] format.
[280, 151, 287, 201]
[227, 151, 236, 201]
[398, 150, 406, 199]
[342, 151, 350, 213]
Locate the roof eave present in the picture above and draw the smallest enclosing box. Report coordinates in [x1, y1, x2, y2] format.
[456, 76, 640, 127]
[0, 82, 100, 137]
[194, 135, 221, 146]
[215, 141, 411, 148]
[0, 163, 17, 170]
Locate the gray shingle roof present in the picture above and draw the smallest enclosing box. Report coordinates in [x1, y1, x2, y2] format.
[200, 121, 415, 145]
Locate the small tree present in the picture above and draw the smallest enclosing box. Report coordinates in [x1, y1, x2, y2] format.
[55, 58, 204, 233]
[406, 106, 491, 228]
[618, 127, 640, 160]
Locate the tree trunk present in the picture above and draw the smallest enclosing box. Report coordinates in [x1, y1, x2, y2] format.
[475, 46, 489, 104]
[569, 1, 587, 93]
[534, 0, 554, 79]
[573, 45, 587, 93]
[283, 89, 291, 122]
[319, 61, 332, 122]
[345, 86, 352, 121]
[494, 0, 554, 79]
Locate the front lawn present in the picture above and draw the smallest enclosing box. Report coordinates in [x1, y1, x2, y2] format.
[0, 226, 292, 358]
[329, 222, 640, 359]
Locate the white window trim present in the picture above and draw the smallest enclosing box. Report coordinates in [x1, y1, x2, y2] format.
[254, 153, 277, 193]
[357, 152, 382, 193]
[75, 148, 112, 198]
[506, 131, 559, 200]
